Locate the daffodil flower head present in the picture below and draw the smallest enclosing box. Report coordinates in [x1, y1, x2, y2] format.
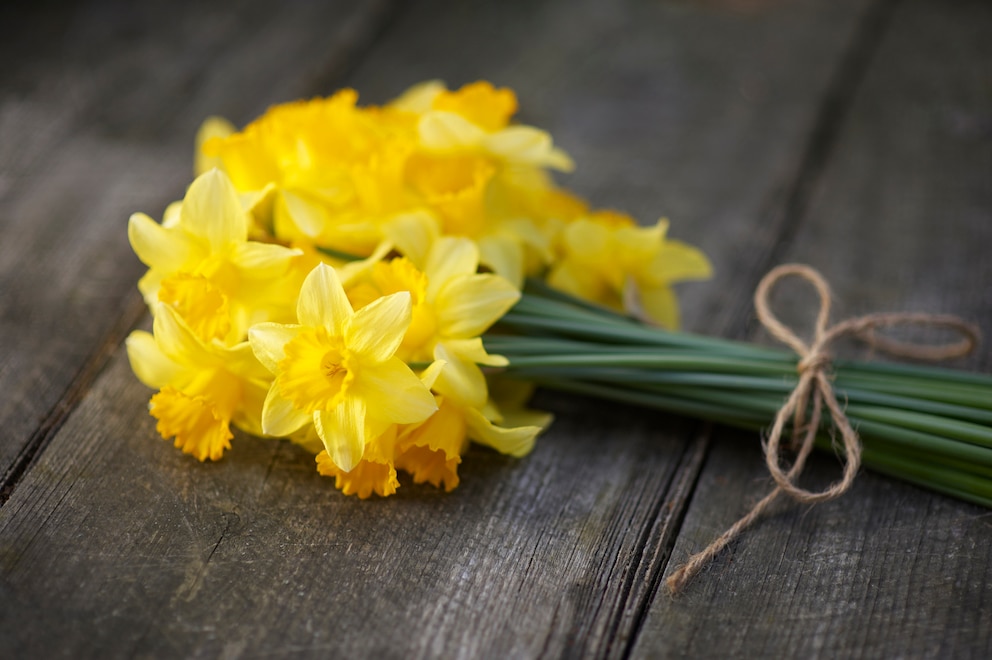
[345, 236, 519, 409]
[249, 263, 438, 472]
[125, 303, 272, 461]
[548, 212, 712, 328]
[197, 91, 421, 256]
[128, 169, 302, 344]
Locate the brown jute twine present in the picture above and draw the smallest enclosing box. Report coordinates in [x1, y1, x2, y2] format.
[665, 263, 980, 595]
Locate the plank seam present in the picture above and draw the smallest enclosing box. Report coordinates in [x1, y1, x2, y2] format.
[613, 425, 713, 660]
[613, 0, 902, 653]
[722, 0, 901, 339]
[0, 292, 148, 507]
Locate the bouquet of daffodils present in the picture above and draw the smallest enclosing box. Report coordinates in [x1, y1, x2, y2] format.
[126, 81, 991, 517]
[126, 81, 710, 498]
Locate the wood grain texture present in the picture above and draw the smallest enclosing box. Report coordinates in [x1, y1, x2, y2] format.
[0, 0, 396, 492]
[0, 353, 695, 657]
[635, 0, 992, 656]
[9, 0, 976, 657]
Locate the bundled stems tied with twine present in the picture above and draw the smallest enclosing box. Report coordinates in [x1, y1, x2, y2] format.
[665, 264, 980, 595]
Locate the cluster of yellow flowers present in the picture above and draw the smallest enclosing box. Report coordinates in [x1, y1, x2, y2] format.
[126, 81, 710, 497]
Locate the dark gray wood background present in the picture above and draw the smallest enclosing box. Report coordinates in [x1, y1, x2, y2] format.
[1, 0, 990, 656]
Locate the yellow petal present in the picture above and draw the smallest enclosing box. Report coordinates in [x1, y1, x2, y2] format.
[224, 341, 273, 382]
[432, 343, 488, 409]
[440, 338, 507, 367]
[419, 111, 486, 151]
[230, 242, 302, 280]
[248, 322, 301, 373]
[424, 236, 479, 298]
[482, 126, 574, 171]
[478, 235, 524, 289]
[633, 284, 680, 329]
[128, 212, 196, 271]
[152, 303, 215, 367]
[125, 330, 183, 389]
[347, 291, 411, 362]
[336, 240, 395, 289]
[240, 183, 277, 220]
[350, 358, 438, 425]
[162, 201, 182, 228]
[562, 218, 613, 263]
[231, 378, 269, 438]
[389, 79, 445, 113]
[464, 406, 540, 457]
[297, 263, 352, 334]
[382, 211, 440, 268]
[314, 398, 367, 473]
[435, 273, 519, 338]
[646, 240, 713, 284]
[180, 169, 249, 251]
[260, 386, 312, 437]
[277, 189, 331, 239]
[194, 116, 236, 176]
[417, 359, 447, 390]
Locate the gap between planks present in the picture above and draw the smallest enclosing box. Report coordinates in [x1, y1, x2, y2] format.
[616, 0, 901, 656]
[716, 0, 900, 339]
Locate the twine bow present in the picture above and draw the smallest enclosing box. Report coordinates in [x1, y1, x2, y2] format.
[666, 264, 979, 595]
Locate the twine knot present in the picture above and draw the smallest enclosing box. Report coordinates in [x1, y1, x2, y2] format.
[666, 264, 979, 595]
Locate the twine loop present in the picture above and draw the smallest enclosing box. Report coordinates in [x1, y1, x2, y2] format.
[666, 263, 979, 595]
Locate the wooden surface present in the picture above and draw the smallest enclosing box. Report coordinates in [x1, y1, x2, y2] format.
[1, 0, 989, 657]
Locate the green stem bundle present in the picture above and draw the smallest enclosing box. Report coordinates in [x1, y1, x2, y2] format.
[485, 281, 992, 508]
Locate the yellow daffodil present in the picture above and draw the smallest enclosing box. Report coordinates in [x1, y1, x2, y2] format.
[388, 80, 576, 286]
[123, 80, 717, 499]
[548, 212, 712, 328]
[394, 80, 573, 171]
[198, 90, 420, 255]
[125, 304, 271, 461]
[346, 236, 519, 409]
[249, 263, 438, 472]
[341, 236, 544, 492]
[128, 169, 301, 344]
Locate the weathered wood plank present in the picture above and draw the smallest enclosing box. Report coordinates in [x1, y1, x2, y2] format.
[635, 0, 992, 655]
[0, 0, 874, 656]
[0, 0, 396, 492]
